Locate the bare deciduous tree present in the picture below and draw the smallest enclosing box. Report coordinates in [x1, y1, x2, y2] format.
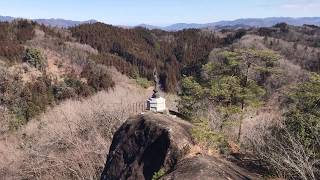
[248, 123, 320, 180]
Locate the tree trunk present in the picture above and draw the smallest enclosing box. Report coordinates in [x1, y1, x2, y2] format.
[237, 102, 244, 142]
[238, 62, 250, 143]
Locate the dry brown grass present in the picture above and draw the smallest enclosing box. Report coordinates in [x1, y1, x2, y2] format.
[241, 109, 283, 144]
[184, 144, 219, 159]
[0, 108, 14, 134]
[0, 69, 153, 180]
[3, 28, 100, 86]
[27, 28, 97, 71]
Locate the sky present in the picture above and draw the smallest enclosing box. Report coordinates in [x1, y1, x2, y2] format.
[0, 0, 320, 26]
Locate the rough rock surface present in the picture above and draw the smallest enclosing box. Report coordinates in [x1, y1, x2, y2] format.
[101, 112, 193, 180]
[162, 155, 261, 180]
[101, 112, 261, 180]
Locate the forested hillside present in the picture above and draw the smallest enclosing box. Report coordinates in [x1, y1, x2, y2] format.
[0, 19, 319, 179]
[70, 23, 320, 92]
[0, 20, 115, 128]
[177, 26, 320, 179]
[70, 23, 247, 91]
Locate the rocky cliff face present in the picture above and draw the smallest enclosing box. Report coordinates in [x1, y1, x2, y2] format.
[101, 112, 261, 180]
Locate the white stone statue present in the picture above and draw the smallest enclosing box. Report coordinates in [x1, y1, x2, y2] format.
[147, 69, 166, 112]
[152, 69, 160, 98]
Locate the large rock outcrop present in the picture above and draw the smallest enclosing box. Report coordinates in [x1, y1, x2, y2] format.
[101, 112, 261, 180]
[100, 112, 193, 180]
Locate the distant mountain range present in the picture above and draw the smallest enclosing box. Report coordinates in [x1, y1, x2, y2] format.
[1, 15, 320, 30]
[0, 15, 97, 28]
[0, 15, 15, 22]
[138, 17, 320, 31]
[33, 19, 97, 28]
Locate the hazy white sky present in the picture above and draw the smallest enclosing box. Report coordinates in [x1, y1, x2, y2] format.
[0, 0, 320, 26]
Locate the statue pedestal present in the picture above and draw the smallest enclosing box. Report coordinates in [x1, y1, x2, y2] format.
[147, 97, 166, 112]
